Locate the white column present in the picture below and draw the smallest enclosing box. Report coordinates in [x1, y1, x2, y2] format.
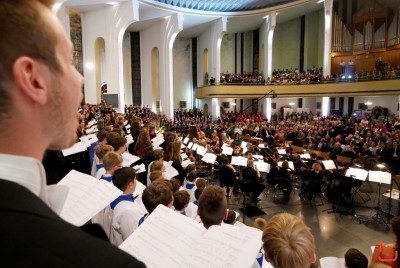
[211, 98, 220, 121]
[159, 14, 184, 120]
[82, 0, 139, 109]
[210, 18, 227, 84]
[264, 98, 272, 122]
[262, 12, 276, 80]
[322, 97, 330, 117]
[323, 0, 333, 77]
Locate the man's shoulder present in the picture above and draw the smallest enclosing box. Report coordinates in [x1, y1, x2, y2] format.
[0, 179, 145, 268]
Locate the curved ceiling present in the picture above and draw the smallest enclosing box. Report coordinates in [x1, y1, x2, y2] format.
[151, 0, 297, 12]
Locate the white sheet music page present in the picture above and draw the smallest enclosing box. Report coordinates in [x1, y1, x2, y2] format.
[222, 146, 234, 155]
[319, 257, 345, 268]
[122, 152, 140, 167]
[322, 160, 336, 170]
[255, 161, 271, 173]
[119, 205, 205, 268]
[62, 142, 87, 157]
[182, 159, 195, 169]
[163, 164, 179, 180]
[231, 156, 248, 167]
[182, 224, 262, 268]
[201, 153, 217, 164]
[57, 170, 122, 226]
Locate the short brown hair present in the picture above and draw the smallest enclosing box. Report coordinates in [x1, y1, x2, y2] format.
[0, 0, 58, 123]
[95, 144, 114, 160]
[173, 191, 190, 211]
[112, 167, 136, 191]
[102, 151, 123, 171]
[262, 213, 315, 268]
[198, 185, 227, 229]
[142, 180, 173, 214]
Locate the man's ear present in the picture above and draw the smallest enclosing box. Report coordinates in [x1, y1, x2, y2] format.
[12, 57, 49, 105]
[311, 253, 317, 263]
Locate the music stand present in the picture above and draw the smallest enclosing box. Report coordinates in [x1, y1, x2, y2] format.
[344, 168, 369, 224]
[365, 170, 392, 229]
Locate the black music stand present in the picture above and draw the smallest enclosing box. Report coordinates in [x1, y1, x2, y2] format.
[343, 168, 369, 224]
[365, 170, 392, 229]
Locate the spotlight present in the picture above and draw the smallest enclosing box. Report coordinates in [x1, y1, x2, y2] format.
[341, 75, 346, 80]
[347, 75, 352, 79]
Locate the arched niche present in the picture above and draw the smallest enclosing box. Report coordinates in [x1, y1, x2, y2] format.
[151, 47, 160, 112]
[203, 103, 209, 116]
[94, 37, 106, 104]
[203, 48, 209, 85]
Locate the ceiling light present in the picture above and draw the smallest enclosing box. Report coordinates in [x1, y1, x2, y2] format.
[289, 102, 295, 106]
[106, 2, 119, 5]
[365, 101, 372, 106]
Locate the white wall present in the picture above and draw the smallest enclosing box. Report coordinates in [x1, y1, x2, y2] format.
[140, 22, 162, 109]
[273, 18, 301, 70]
[122, 32, 132, 105]
[220, 34, 235, 74]
[243, 31, 253, 73]
[304, 9, 324, 70]
[173, 37, 193, 110]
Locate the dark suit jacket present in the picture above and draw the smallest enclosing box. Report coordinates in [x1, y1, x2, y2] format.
[0, 179, 146, 268]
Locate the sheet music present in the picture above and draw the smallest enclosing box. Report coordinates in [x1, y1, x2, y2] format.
[181, 153, 188, 160]
[201, 153, 217, 164]
[322, 160, 337, 170]
[79, 134, 98, 148]
[196, 146, 207, 156]
[125, 135, 134, 145]
[231, 156, 248, 167]
[222, 146, 233, 155]
[119, 205, 205, 268]
[86, 125, 98, 135]
[133, 180, 146, 198]
[133, 163, 146, 174]
[163, 164, 179, 180]
[87, 120, 97, 127]
[254, 161, 271, 173]
[57, 170, 122, 226]
[258, 144, 265, 148]
[188, 142, 193, 149]
[183, 224, 262, 268]
[182, 159, 195, 169]
[62, 142, 87, 157]
[299, 153, 311, 159]
[319, 257, 345, 268]
[277, 161, 295, 170]
[345, 168, 368, 181]
[240, 141, 248, 149]
[369, 170, 391, 184]
[183, 137, 189, 145]
[120, 205, 262, 268]
[253, 155, 263, 160]
[221, 143, 230, 150]
[277, 149, 286, 155]
[152, 134, 165, 148]
[192, 144, 199, 151]
[122, 152, 140, 167]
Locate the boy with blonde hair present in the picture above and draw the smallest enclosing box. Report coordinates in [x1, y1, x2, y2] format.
[262, 212, 316, 268]
[95, 144, 114, 179]
[101, 151, 123, 182]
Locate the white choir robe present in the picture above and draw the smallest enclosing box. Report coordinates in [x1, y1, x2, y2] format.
[110, 200, 142, 246]
[91, 205, 113, 238]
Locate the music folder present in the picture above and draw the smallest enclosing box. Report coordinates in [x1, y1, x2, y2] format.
[231, 156, 248, 167]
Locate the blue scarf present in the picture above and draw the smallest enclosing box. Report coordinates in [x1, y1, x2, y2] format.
[110, 194, 134, 210]
[96, 163, 104, 171]
[100, 174, 112, 182]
